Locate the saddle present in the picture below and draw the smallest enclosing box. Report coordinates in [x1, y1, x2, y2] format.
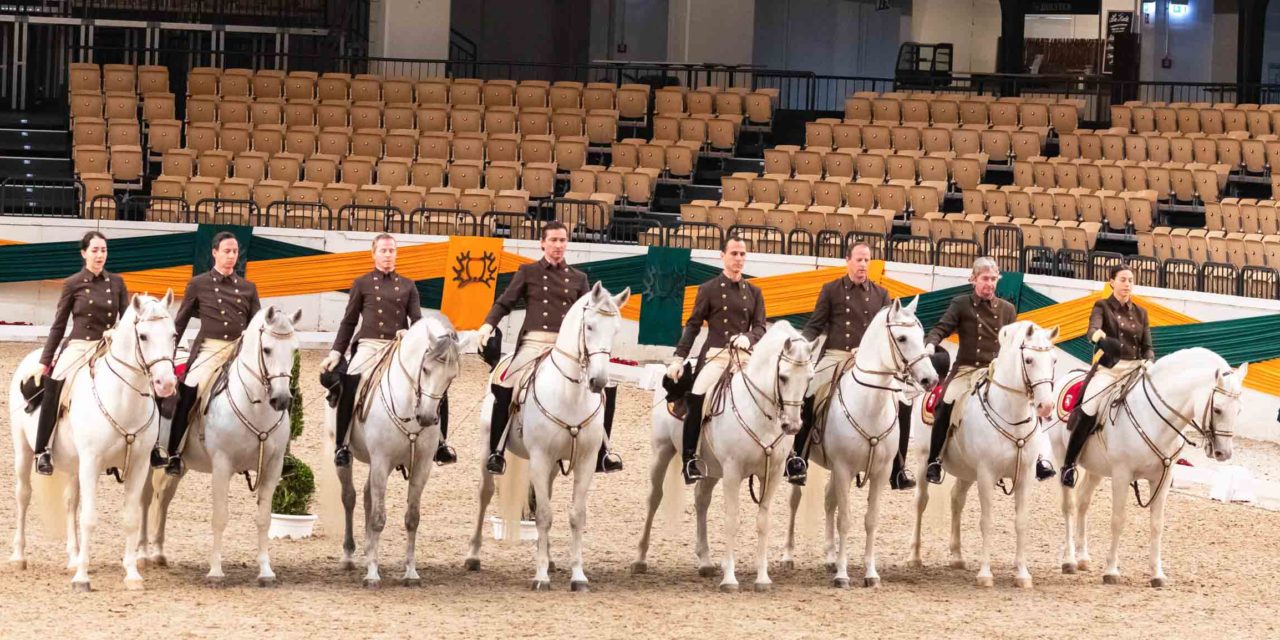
[1056, 370, 1090, 424]
[663, 362, 694, 420]
[921, 368, 987, 429]
[808, 356, 860, 447]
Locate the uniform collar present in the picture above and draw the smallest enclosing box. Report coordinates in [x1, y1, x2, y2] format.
[1109, 295, 1132, 311]
[720, 271, 746, 286]
[210, 268, 238, 284]
[79, 268, 108, 282]
[843, 275, 869, 290]
[539, 257, 570, 271]
[970, 293, 999, 308]
[372, 268, 398, 280]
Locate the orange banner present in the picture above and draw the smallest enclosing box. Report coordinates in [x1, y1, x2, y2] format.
[440, 236, 505, 330]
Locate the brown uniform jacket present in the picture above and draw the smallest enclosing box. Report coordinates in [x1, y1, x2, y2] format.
[40, 269, 129, 367]
[174, 269, 262, 365]
[926, 293, 1018, 369]
[1089, 296, 1154, 361]
[483, 258, 590, 338]
[332, 269, 422, 355]
[801, 275, 891, 353]
[675, 273, 767, 360]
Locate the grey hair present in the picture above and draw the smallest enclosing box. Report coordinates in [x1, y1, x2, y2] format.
[971, 256, 1000, 277]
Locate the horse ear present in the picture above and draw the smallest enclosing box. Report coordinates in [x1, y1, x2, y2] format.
[1047, 325, 1060, 341]
[265, 306, 277, 323]
[131, 293, 143, 313]
[590, 281, 604, 299]
[290, 308, 303, 325]
[612, 286, 631, 308]
[890, 298, 901, 313]
[161, 288, 174, 308]
[784, 337, 793, 353]
[1235, 361, 1249, 380]
[1025, 323, 1035, 339]
[904, 296, 919, 312]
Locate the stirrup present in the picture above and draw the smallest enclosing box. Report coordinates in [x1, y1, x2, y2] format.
[598, 451, 623, 473]
[433, 442, 457, 465]
[682, 458, 705, 485]
[1035, 457, 1057, 482]
[334, 446, 352, 468]
[891, 468, 917, 491]
[34, 451, 53, 476]
[485, 452, 507, 475]
[925, 460, 944, 485]
[150, 448, 169, 468]
[785, 455, 808, 486]
[1060, 465, 1079, 488]
[164, 456, 184, 477]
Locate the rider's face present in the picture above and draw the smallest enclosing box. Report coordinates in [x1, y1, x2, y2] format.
[972, 270, 999, 299]
[846, 245, 871, 282]
[372, 238, 397, 272]
[541, 229, 568, 263]
[212, 238, 239, 274]
[722, 240, 747, 277]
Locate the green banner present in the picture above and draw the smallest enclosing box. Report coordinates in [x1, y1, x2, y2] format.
[0, 232, 199, 282]
[637, 247, 692, 346]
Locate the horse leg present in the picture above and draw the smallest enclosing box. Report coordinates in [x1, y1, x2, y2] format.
[9, 437, 32, 569]
[206, 459, 232, 584]
[402, 456, 432, 587]
[363, 459, 391, 588]
[693, 477, 718, 576]
[1148, 472, 1172, 588]
[1060, 477, 1078, 573]
[824, 470, 838, 570]
[568, 462, 595, 591]
[337, 461, 358, 570]
[830, 465, 853, 588]
[119, 454, 150, 590]
[752, 463, 784, 592]
[910, 461, 930, 568]
[634, 441, 675, 573]
[781, 483, 801, 570]
[719, 468, 741, 592]
[71, 457, 98, 592]
[64, 471, 80, 570]
[151, 472, 180, 567]
[137, 469, 152, 563]
[974, 471, 995, 587]
[949, 479, 973, 570]
[1013, 465, 1033, 588]
[863, 463, 890, 588]
[529, 454, 555, 590]
[1103, 469, 1131, 584]
[1075, 470, 1104, 571]
[255, 457, 285, 587]
[464, 459, 495, 571]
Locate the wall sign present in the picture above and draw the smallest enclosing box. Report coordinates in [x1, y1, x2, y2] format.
[1103, 11, 1134, 75]
[1027, 0, 1102, 15]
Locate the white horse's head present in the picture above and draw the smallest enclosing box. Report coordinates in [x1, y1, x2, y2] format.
[246, 306, 303, 412]
[1201, 354, 1247, 462]
[405, 313, 467, 427]
[118, 290, 179, 398]
[996, 320, 1059, 417]
[749, 322, 817, 435]
[878, 296, 937, 389]
[561, 282, 631, 394]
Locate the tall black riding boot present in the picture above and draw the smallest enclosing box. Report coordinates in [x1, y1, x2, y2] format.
[925, 401, 954, 484]
[1060, 410, 1098, 488]
[333, 372, 361, 468]
[486, 385, 514, 475]
[163, 383, 200, 476]
[890, 402, 917, 490]
[32, 375, 64, 476]
[681, 393, 706, 484]
[596, 386, 623, 473]
[433, 391, 457, 464]
[786, 395, 816, 486]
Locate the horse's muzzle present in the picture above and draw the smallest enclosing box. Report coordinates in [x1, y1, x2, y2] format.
[269, 394, 291, 412]
[153, 377, 177, 399]
[416, 413, 440, 428]
[588, 377, 607, 394]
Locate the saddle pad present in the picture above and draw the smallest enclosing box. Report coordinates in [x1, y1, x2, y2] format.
[921, 383, 944, 426]
[666, 400, 688, 421]
[1057, 370, 1089, 423]
[489, 353, 515, 385]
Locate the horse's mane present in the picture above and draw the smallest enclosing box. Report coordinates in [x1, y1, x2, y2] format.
[126, 293, 171, 323]
[411, 311, 461, 368]
[1151, 347, 1230, 375]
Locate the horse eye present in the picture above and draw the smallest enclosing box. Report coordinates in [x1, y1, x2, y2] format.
[1024, 358, 1032, 365]
[139, 335, 148, 342]
[1214, 407, 1223, 415]
[263, 347, 272, 356]
[897, 335, 906, 343]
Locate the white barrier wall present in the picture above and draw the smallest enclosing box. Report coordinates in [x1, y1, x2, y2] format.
[2, 217, 1277, 441]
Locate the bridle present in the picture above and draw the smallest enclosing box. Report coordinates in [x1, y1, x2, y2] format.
[547, 303, 617, 384]
[975, 333, 1055, 496]
[374, 328, 459, 480]
[227, 319, 295, 492]
[530, 302, 617, 475]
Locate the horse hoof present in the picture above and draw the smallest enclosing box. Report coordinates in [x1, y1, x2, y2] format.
[258, 577, 277, 588]
[864, 577, 881, 589]
[832, 577, 850, 589]
[71, 581, 91, 593]
[531, 580, 552, 592]
[976, 575, 994, 588]
[339, 560, 357, 572]
[9, 559, 26, 570]
[698, 566, 718, 578]
[1150, 577, 1167, 588]
[548, 561, 557, 573]
[151, 555, 168, 568]
[753, 582, 772, 593]
[463, 558, 481, 572]
[124, 578, 145, 591]
[824, 562, 837, 573]
[363, 578, 381, 590]
[910, 558, 924, 569]
[570, 580, 589, 592]
[402, 578, 421, 588]
[1102, 574, 1120, 585]
[630, 562, 648, 575]
[950, 560, 967, 570]
[136, 557, 146, 570]
[1076, 559, 1091, 572]
[205, 576, 225, 588]
[781, 560, 795, 571]
[1014, 576, 1033, 589]
[1061, 563, 1077, 575]
[719, 583, 739, 593]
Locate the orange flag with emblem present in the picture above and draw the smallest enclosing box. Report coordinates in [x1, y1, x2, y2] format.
[440, 236, 505, 329]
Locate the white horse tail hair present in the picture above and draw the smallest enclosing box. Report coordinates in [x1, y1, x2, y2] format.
[659, 454, 684, 538]
[495, 455, 530, 544]
[31, 471, 69, 538]
[924, 474, 954, 531]
[314, 406, 347, 537]
[796, 465, 828, 542]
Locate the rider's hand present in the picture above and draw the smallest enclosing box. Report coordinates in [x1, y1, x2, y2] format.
[731, 334, 751, 351]
[923, 342, 936, 356]
[666, 358, 684, 381]
[17, 360, 46, 384]
[477, 323, 494, 349]
[320, 350, 342, 373]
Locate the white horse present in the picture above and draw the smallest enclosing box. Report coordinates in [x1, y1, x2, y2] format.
[329, 312, 475, 588]
[1046, 348, 1244, 587]
[465, 282, 630, 591]
[9, 292, 178, 592]
[781, 298, 938, 588]
[909, 320, 1059, 588]
[140, 306, 302, 586]
[635, 322, 816, 592]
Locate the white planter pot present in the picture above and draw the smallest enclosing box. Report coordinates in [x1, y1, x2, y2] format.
[488, 515, 537, 541]
[269, 513, 318, 540]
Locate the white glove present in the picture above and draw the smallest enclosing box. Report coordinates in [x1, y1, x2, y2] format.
[731, 334, 751, 351]
[477, 323, 494, 348]
[924, 343, 936, 356]
[395, 329, 408, 340]
[17, 359, 46, 385]
[666, 358, 684, 381]
[320, 350, 342, 373]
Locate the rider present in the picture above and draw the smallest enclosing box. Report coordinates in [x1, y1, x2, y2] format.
[787, 242, 917, 490]
[476, 221, 623, 475]
[922, 256, 1056, 484]
[667, 235, 767, 484]
[1060, 264, 1153, 487]
[156, 231, 261, 476]
[18, 231, 128, 476]
[322, 233, 455, 468]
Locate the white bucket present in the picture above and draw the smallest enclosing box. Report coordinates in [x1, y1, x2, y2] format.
[488, 515, 537, 541]
[269, 513, 318, 540]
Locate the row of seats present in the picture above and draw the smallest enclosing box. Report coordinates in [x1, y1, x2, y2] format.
[1206, 198, 1280, 236]
[1008, 159, 1230, 204]
[1110, 102, 1280, 137]
[1059, 130, 1266, 170]
[960, 185, 1157, 233]
[800, 122, 1038, 162]
[653, 85, 777, 121]
[719, 172, 945, 214]
[761, 150, 986, 191]
[1138, 226, 1280, 272]
[69, 62, 169, 96]
[914, 215, 1101, 252]
[843, 92, 1083, 132]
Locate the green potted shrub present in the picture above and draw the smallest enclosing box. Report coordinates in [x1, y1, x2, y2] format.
[269, 352, 318, 539]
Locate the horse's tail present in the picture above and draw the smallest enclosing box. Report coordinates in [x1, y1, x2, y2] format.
[31, 471, 70, 538]
[796, 465, 828, 541]
[659, 453, 684, 537]
[495, 455, 530, 544]
[314, 404, 347, 536]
